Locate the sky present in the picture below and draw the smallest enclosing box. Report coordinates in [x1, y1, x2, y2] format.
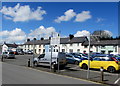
[0, 2, 118, 44]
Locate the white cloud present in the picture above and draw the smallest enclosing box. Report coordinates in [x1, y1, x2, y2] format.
[28, 25, 58, 39]
[0, 28, 26, 43]
[74, 30, 90, 37]
[0, 3, 46, 22]
[96, 18, 104, 23]
[54, 9, 76, 23]
[75, 11, 92, 22]
[55, 10, 92, 23]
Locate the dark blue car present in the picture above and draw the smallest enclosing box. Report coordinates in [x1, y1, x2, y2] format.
[66, 53, 81, 65]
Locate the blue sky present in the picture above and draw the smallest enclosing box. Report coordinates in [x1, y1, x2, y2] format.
[0, 2, 118, 43]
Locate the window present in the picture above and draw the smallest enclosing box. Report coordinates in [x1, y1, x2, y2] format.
[115, 46, 117, 52]
[69, 49, 73, 53]
[90, 45, 93, 48]
[77, 49, 80, 53]
[39, 49, 41, 53]
[24, 45, 26, 48]
[38, 54, 45, 59]
[35, 49, 36, 54]
[62, 44, 66, 47]
[56, 49, 58, 52]
[62, 49, 65, 52]
[101, 51, 105, 54]
[108, 51, 113, 54]
[101, 46, 105, 49]
[84, 45, 88, 48]
[69, 44, 72, 46]
[43, 49, 45, 53]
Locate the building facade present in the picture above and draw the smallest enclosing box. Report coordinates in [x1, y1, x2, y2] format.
[2, 43, 18, 53]
[23, 37, 120, 55]
[23, 37, 97, 54]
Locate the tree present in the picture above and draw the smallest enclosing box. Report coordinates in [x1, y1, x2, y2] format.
[92, 30, 112, 39]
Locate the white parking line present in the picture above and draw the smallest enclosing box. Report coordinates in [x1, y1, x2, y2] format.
[114, 78, 120, 84]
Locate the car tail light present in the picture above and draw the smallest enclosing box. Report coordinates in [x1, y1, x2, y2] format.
[112, 57, 118, 64]
[115, 61, 118, 64]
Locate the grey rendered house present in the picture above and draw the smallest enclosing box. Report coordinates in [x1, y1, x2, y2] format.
[83, 39, 120, 54]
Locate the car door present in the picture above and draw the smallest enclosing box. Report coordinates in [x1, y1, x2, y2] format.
[90, 57, 101, 69]
[38, 54, 45, 63]
[66, 54, 75, 63]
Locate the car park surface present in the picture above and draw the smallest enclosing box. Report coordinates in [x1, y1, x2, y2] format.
[1, 55, 120, 85]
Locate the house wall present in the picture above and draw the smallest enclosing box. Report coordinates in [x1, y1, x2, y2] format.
[97, 45, 118, 54]
[118, 45, 120, 54]
[23, 43, 97, 54]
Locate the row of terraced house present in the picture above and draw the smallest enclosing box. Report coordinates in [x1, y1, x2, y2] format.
[1, 36, 120, 54]
[22, 36, 120, 54]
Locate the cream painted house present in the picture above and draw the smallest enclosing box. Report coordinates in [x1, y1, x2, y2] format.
[23, 37, 97, 54]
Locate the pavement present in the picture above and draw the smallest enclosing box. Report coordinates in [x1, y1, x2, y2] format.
[2, 62, 103, 85]
[1, 55, 120, 85]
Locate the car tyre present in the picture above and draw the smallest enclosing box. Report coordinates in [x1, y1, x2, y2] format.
[107, 66, 116, 73]
[75, 61, 79, 65]
[34, 61, 38, 67]
[81, 64, 88, 69]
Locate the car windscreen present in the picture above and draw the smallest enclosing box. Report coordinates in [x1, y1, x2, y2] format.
[9, 52, 14, 54]
[3, 52, 7, 54]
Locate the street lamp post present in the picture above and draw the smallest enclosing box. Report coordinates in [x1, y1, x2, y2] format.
[50, 45, 53, 71]
[33, 38, 35, 67]
[87, 34, 91, 79]
[86, 34, 100, 79]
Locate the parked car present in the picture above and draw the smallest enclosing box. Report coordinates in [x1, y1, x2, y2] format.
[17, 51, 24, 55]
[66, 53, 82, 65]
[70, 53, 88, 61]
[25, 50, 33, 54]
[79, 56, 120, 73]
[2, 51, 15, 59]
[33, 52, 67, 69]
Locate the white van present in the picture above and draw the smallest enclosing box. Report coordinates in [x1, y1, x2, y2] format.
[33, 52, 67, 69]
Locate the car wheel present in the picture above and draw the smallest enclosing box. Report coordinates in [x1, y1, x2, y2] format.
[107, 66, 116, 73]
[75, 61, 79, 65]
[81, 64, 88, 69]
[34, 61, 38, 67]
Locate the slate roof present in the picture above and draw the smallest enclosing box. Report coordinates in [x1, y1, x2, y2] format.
[24, 37, 87, 45]
[5, 43, 18, 48]
[83, 40, 120, 46]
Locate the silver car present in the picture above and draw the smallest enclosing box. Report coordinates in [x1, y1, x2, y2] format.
[2, 52, 15, 59]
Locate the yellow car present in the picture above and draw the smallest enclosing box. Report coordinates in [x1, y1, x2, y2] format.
[79, 56, 120, 73]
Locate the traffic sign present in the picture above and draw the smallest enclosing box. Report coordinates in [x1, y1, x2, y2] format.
[50, 37, 60, 46]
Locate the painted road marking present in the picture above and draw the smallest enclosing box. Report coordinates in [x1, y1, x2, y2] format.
[114, 78, 120, 84]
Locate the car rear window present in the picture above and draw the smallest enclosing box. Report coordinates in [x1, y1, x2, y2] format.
[9, 52, 14, 54]
[116, 57, 120, 61]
